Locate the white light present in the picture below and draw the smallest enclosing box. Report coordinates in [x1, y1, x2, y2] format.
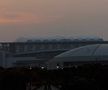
[56, 66, 59, 69]
[29, 66, 32, 70]
[41, 66, 44, 69]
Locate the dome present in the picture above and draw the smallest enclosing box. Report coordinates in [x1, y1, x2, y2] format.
[47, 44, 108, 69]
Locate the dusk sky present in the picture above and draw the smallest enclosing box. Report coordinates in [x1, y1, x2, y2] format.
[0, 0, 108, 41]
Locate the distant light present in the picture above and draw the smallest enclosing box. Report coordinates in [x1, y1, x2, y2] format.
[41, 66, 44, 69]
[56, 66, 60, 69]
[29, 66, 32, 70]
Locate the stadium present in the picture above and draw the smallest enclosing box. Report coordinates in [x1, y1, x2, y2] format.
[47, 44, 108, 69]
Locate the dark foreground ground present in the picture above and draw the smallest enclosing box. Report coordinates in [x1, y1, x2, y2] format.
[0, 64, 108, 90]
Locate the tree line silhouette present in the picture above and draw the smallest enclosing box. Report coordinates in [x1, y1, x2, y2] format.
[0, 64, 108, 90]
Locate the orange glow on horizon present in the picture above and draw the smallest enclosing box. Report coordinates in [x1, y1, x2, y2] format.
[0, 12, 61, 25]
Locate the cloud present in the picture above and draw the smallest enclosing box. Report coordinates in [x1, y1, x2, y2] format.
[0, 11, 40, 24]
[0, 10, 61, 25]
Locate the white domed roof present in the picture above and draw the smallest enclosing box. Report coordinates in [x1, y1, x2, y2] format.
[50, 44, 108, 63]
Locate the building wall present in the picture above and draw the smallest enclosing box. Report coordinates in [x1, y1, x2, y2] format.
[0, 51, 8, 68]
[0, 41, 106, 53]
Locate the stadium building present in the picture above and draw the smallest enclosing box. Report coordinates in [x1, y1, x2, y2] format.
[0, 37, 106, 68]
[47, 44, 108, 69]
